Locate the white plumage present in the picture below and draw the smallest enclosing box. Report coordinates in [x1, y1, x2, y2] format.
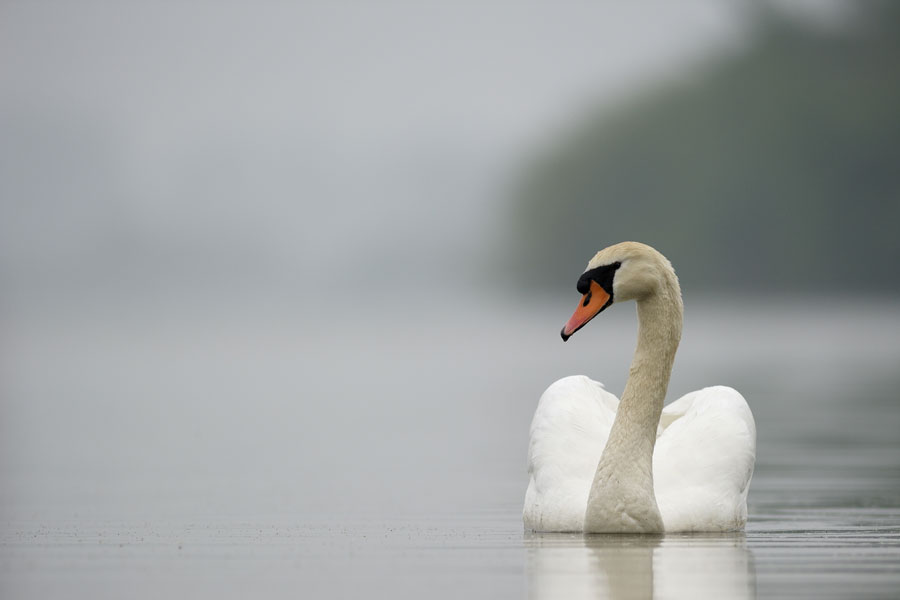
[524, 377, 756, 532]
[523, 242, 756, 533]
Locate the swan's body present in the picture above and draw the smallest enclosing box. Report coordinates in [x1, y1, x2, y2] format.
[524, 377, 755, 532]
[523, 242, 756, 533]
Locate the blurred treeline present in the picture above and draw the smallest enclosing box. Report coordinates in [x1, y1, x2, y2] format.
[511, 2, 900, 293]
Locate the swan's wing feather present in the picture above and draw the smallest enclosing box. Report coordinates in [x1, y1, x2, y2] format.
[524, 375, 619, 531]
[654, 386, 756, 531]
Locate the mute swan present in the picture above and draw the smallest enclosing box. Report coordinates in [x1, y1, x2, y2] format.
[523, 242, 756, 533]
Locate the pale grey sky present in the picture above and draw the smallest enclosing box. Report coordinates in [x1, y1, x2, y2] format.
[0, 1, 839, 298]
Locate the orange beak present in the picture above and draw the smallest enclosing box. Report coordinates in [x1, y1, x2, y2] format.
[561, 280, 611, 341]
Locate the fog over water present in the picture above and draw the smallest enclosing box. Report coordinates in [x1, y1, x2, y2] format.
[2, 2, 898, 598]
[3, 294, 900, 598]
[1, 1, 750, 298]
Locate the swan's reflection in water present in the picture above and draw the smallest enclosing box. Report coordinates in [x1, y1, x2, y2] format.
[525, 532, 755, 600]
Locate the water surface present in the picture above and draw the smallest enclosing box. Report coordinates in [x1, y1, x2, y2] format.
[2, 294, 899, 598]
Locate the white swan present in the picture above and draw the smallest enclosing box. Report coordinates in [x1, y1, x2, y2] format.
[523, 242, 756, 533]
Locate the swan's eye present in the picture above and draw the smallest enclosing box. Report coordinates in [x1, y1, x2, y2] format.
[576, 261, 622, 295]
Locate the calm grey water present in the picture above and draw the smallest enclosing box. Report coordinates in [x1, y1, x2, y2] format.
[2, 293, 899, 598]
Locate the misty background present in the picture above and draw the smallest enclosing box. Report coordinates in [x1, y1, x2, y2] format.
[2, 0, 899, 575]
[7, 1, 876, 304]
[4, 2, 900, 597]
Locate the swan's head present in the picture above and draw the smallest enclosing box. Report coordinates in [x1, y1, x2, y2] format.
[561, 241, 675, 341]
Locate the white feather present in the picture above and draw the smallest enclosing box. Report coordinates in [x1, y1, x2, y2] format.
[524, 379, 756, 532]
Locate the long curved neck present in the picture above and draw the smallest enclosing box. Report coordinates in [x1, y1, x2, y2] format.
[584, 271, 683, 533]
[617, 281, 683, 454]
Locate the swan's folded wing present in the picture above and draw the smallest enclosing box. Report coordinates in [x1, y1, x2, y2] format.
[653, 386, 756, 532]
[524, 375, 619, 531]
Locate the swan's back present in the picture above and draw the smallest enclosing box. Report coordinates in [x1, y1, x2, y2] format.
[524, 382, 756, 532]
[654, 386, 756, 532]
[524, 375, 618, 532]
